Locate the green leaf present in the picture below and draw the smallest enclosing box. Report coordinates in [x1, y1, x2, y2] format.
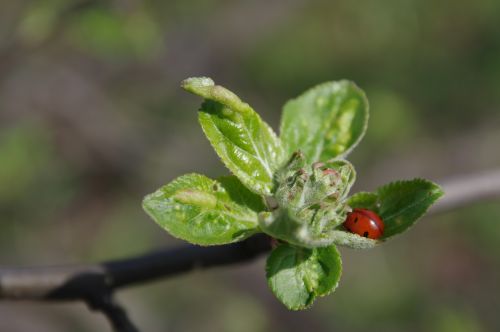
[143, 174, 265, 245]
[266, 243, 342, 310]
[346, 191, 378, 209]
[280, 80, 369, 164]
[182, 77, 284, 196]
[348, 179, 444, 239]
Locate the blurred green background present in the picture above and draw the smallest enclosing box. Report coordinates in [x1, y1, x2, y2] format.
[1, 0, 499, 331]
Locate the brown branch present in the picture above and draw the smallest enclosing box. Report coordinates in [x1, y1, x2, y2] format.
[0, 234, 272, 331]
[1, 170, 500, 331]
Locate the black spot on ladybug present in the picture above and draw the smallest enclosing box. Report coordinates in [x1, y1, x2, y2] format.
[363, 231, 369, 237]
[354, 217, 358, 223]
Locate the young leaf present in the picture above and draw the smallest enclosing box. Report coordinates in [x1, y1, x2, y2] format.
[266, 243, 342, 310]
[182, 77, 284, 196]
[143, 173, 265, 246]
[280, 80, 368, 164]
[348, 179, 444, 239]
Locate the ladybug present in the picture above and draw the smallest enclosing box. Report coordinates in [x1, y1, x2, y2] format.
[343, 208, 384, 239]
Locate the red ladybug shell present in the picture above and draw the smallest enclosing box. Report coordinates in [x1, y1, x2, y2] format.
[343, 208, 384, 239]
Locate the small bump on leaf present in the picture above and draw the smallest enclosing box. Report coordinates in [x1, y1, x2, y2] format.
[280, 80, 369, 163]
[143, 173, 265, 245]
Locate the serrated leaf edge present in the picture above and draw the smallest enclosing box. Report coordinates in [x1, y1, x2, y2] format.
[379, 178, 444, 240]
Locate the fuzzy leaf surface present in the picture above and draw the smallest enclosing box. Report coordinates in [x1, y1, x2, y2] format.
[260, 155, 356, 248]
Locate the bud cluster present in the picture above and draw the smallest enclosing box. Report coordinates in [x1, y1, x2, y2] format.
[259, 151, 356, 247]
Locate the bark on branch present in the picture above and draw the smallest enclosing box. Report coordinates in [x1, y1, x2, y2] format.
[0, 235, 272, 331]
[1, 169, 499, 331]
